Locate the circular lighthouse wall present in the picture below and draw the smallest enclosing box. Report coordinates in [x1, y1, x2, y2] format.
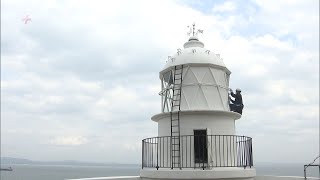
[149, 111, 243, 169]
[152, 110, 240, 137]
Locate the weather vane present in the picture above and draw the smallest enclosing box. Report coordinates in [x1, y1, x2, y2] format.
[187, 23, 203, 37]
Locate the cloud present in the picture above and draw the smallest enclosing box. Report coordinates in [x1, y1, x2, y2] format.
[50, 135, 88, 146]
[212, 1, 236, 13]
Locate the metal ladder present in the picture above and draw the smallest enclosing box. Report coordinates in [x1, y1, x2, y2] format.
[170, 65, 183, 169]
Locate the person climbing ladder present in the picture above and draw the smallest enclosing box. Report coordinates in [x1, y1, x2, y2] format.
[229, 88, 244, 115]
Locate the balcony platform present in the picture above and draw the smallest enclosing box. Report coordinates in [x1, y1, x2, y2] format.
[140, 167, 256, 180]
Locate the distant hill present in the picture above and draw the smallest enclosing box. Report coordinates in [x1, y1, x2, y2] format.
[1, 157, 33, 164]
[0, 157, 139, 167]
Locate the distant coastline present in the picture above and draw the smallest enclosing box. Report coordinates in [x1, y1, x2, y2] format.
[0, 157, 139, 167]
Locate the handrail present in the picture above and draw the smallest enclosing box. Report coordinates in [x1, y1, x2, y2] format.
[142, 135, 253, 170]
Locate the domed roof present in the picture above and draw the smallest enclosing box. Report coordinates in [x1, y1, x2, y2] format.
[161, 36, 229, 73]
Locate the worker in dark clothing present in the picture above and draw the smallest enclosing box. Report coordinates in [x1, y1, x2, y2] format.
[229, 88, 244, 114]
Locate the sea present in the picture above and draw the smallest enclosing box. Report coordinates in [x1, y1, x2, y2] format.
[0, 163, 319, 180]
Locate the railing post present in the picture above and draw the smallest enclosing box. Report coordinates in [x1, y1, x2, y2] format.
[171, 136, 173, 169]
[250, 139, 253, 168]
[245, 137, 247, 169]
[202, 135, 205, 170]
[304, 165, 307, 180]
[156, 137, 159, 170]
[142, 140, 144, 169]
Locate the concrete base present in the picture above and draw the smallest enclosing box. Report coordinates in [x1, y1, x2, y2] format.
[140, 167, 256, 180]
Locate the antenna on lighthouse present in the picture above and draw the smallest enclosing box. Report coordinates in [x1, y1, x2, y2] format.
[187, 23, 203, 37]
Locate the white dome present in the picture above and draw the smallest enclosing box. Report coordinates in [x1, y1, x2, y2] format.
[162, 37, 229, 73]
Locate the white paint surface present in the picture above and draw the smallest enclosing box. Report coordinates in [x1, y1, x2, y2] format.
[140, 167, 256, 179]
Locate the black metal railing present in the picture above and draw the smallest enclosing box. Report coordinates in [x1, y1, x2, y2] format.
[142, 135, 253, 170]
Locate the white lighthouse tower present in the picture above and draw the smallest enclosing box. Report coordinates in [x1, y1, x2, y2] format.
[140, 24, 256, 180]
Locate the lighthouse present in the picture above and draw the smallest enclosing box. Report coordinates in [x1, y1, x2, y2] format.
[140, 24, 256, 180]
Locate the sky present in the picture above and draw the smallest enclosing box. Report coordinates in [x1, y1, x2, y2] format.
[1, 0, 319, 164]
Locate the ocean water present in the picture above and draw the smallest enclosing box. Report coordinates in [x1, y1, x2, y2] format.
[0, 164, 140, 180]
[0, 164, 319, 180]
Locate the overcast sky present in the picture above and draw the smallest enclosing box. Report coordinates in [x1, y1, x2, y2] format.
[1, 0, 319, 164]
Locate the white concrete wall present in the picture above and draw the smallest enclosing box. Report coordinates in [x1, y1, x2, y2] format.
[140, 168, 256, 180]
[65, 176, 141, 180]
[152, 111, 239, 168]
[255, 176, 320, 180]
[65, 175, 319, 180]
[157, 111, 236, 137]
